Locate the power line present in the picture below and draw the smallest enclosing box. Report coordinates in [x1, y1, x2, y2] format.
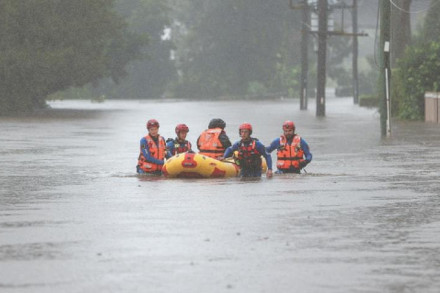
[389, 0, 434, 14]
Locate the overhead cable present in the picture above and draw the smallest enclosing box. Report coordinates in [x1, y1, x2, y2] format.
[389, 0, 433, 14]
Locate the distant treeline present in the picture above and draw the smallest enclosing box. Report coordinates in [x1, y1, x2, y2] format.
[0, 0, 145, 114]
[7, 0, 440, 120]
[89, 0, 307, 101]
[0, 0, 357, 114]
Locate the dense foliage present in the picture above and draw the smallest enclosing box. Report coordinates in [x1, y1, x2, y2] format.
[0, 0, 142, 115]
[392, 0, 440, 120]
[0, 0, 372, 113]
[393, 42, 440, 120]
[171, 0, 302, 98]
[91, 0, 176, 99]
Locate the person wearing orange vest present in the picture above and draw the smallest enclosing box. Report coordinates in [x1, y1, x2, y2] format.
[266, 120, 312, 174]
[136, 119, 170, 175]
[166, 123, 193, 156]
[197, 118, 231, 159]
[223, 123, 273, 178]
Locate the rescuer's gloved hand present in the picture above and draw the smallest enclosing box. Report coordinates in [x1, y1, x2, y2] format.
[299, 160, 308, 169]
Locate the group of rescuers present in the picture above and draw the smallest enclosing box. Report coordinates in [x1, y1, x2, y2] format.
[136, 118, 312, 178]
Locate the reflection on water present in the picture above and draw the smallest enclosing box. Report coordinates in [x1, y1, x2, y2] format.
[1, 98, 440, 293]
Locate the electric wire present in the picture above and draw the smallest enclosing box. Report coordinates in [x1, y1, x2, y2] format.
[389, 0, 435, 14]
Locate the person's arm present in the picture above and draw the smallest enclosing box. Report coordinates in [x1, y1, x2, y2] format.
[222, 142, 238, 159]
[219, 132, 232, 148]
[299, 138, 312, 168]
[140, 137, 165, 165]
[166, 140, 174, 159]
[162, 137, 172, 159]
[256, 142, 273, 170]
[265, 138, 279, 153]
[301, 138, 312, 162]
[256, 141, 273, 178]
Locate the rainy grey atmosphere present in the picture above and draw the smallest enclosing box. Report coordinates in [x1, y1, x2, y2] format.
[1, 1, 440, 292]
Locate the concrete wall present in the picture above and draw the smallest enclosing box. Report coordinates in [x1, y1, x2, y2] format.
[425, 92, 439, 123]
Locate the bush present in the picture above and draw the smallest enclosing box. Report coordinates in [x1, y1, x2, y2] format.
[359, 94, 379, 108]
[393, 41, 440, 120]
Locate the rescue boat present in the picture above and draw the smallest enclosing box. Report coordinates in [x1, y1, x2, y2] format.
[162, 152, 240, 178]
[162, 152, 268, 179]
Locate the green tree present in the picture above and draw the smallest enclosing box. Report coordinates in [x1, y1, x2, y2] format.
[393, 42, 440, 120]
[172, 0, 302, 98]
[91, 0, 176, 99]
[391, 0, 440, 120]
[0, 0, 138, 115]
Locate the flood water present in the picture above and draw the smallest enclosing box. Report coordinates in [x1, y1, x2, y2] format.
[1, 97, 440, 292]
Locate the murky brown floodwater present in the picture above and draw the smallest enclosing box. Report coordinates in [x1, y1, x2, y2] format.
[1, 97, 440, 293]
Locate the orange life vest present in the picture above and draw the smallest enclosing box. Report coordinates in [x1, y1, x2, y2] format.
[198, 128, 225, 159]
[138, 134, 166, 172]
[276, 135, 304, 170]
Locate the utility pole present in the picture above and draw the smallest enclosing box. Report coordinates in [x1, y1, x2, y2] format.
[300, 1, 310, 110]
[316, 0, 327, 117]
[379, 0, 391, 136]
[352, 0, 359, 104]
[290, 0, 366, 114]
[290, 0, 310, 110]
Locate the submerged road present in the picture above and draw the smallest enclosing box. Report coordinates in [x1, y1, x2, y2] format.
[1, 97, 440, 292]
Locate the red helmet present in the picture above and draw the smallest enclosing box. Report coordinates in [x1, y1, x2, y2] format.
[239, 123, 253, 135]
[146, 119, 160, 129]
[175, 123, 189, 134]
[282, 120, 295, 131]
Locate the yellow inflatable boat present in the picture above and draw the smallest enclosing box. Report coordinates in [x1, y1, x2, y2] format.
[162, 153, 240, 178]
[162, 152, 268, 178]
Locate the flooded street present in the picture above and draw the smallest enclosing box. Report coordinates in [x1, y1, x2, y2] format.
[1, 97, 440, 292]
